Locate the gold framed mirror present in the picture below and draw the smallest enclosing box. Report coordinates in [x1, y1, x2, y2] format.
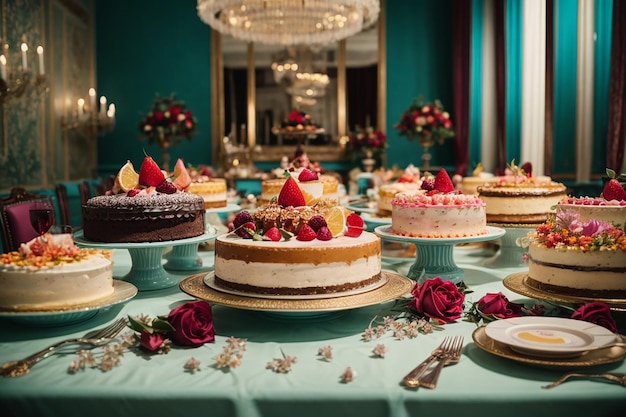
[210, 4, 386, 169]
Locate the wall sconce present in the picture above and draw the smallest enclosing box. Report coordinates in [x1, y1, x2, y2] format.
[0, 40, 48, 102]
[63, 88, 116, 138]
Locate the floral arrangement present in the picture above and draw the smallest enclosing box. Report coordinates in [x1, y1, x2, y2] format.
[280, 109, 320, 131]
[518, 212, 626, 253]
[348, 126, 387, 157]
[138, 94, 197, 150]
[465, 292, 617, 333]
[394, 96, 455, 148]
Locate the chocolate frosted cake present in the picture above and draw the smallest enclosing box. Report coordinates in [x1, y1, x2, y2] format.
[82, 192, 205, 243]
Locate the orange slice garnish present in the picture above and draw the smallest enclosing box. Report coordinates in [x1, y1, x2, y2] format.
[115, 160, 139, 192]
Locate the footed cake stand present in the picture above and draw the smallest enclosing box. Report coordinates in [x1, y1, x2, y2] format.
[374, 225, 505, 284]
[163, 203, 239, 271]
[482, 223, 539, 269]
[75, 232, 217, 291]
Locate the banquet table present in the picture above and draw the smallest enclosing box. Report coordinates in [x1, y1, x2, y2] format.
[1, 243, 625, 417]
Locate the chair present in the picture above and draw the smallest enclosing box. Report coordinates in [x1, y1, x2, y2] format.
[55, 182, 91, 231]
[0, 187, 55, 253]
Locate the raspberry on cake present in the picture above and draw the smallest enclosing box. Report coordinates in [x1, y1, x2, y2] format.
[390, 168, 488, 238]
[0, 234, 114, 310]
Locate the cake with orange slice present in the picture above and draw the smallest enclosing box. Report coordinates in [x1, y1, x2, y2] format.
[82, 156, 205, 243]
[391, 168, 488, 238]
[212, 174, 382, 296]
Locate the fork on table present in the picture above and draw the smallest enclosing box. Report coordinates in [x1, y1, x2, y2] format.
[402, 336, 463, 388]
[415, 335, 464, 389]
[1, 317, 128, 378]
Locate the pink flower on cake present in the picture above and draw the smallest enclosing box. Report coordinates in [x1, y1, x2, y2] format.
[168, 300, 216, 347]
[571, 302, 617, 333]
[409, 277, 465, 324]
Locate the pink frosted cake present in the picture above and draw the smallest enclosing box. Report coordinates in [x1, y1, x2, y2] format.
[390, 168, 488, 238]
[557, 197, 626, 227]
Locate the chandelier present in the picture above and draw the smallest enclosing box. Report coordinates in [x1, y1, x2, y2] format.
[197, 0, 380, 46]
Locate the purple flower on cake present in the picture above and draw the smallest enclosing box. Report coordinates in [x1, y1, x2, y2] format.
[571, 302, 617, 333]
[409, 277, 465, 324]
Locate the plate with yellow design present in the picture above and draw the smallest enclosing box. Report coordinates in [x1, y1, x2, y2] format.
[484, 316, 618, 358]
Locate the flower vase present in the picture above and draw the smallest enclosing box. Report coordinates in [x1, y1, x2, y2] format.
[421, 145, 432, 170]
[361, 149, 376, 173]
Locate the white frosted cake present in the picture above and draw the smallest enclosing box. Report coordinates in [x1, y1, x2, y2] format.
[557, 197, 626, 226]
[521, 206, 626, 298]
[378, 182, 422, 216]
[259, 173, 339, 206]
[391, 191, 488, 238]
[187, 177, 227, 209]
[214, 232, 381, 296]
[0, 234, 114, 310]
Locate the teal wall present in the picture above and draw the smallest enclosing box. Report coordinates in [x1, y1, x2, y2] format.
[95, 0, 212, 176]
[385, 0, 454, 171]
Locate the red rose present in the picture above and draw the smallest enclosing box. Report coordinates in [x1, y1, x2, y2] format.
[140, 329, 165, 352]
[410, 277, 465, 324]
[476, 292, 524, 319]
[571, 302, 617, 333]
[167, 301, 216, 347]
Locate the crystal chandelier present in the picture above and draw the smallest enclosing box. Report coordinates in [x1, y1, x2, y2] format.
[197, 0, 380, 46]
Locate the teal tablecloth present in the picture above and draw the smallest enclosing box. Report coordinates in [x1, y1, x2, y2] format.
[1, 244, 625, 417]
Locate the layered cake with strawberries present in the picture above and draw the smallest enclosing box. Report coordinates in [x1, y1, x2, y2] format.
[82, 156, 205, 243]
[0, 234, 114, 310]
[182, 163, 228, 209]
[213, 174, 382, 297]
[259, 169, 339, 206]
[521, 171, 626, 297]
[477, 161, 567, 224]
[377, 165, 423, 216]
[391, 168, 488, 238]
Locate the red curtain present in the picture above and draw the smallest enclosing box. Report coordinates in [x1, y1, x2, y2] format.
[494, 0, 507, 174]
[451, 0, 471, 176]
[606, 0, 626, 171]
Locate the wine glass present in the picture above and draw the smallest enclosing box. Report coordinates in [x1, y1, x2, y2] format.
[29, 203, 55, 235]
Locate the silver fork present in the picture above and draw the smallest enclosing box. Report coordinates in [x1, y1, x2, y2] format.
[418, 335, 464, 389]
[403, 336, 453, 388]
[1, 317, 128, 378]
[542, 372, 626, 389]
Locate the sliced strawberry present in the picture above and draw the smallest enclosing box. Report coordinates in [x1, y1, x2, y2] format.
[156, 180, 177, 194]
[138, 156, 166, 187]
[277, 175, 306, 207]
[345, 213, 365, 238]
[172, 158, 192, 191]
[296, 224, 317, 241]
[434, 168, 455, 193]
[298, 168, 319, 182]
[263, 227, 282, 242]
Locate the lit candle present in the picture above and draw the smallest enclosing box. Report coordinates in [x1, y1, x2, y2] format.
[0, 55, 6, 80]
[37, 46, 44, 75]
[77, 98, 85, 116]
[20, 43, 28, 70]
[99, 96, 106, 115]
[107, 103, 116, 118]
[88, 88, 96, 112]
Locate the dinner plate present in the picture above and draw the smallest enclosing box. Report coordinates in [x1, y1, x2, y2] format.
[362, 212, 391, 227]
[0, 280, 137, 326]
[484, 316, 618, 358]
[343, 199, 378, 214]
[179, 271, 413, 314]
[472, 326, 626, 369]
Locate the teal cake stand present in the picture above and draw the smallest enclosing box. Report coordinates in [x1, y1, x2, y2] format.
[75, 232, 216, 291]
[375, 225, 505, 284]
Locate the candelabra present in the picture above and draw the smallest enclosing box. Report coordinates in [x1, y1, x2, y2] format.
[63, 88, 116, 138]
[0, 41, 48, 102]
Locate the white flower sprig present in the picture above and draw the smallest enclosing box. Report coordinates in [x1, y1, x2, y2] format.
[266, 349, 297, 373]
[362, 314, 437, 342]
[214, 336, 247, 369]
[68, 333, 134, 373]
[317, 345, 333, 361]
[372, 344, 387, 358]
[340, 367, 356, 383]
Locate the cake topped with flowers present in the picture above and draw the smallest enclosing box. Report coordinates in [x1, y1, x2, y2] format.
[0, 234, 115, 310]
[212, 172, 382, 297]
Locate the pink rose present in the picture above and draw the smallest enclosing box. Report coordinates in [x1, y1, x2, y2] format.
[410, 277, 465, 324]
[571, 302, 617, 333]
[476, 292, 524, 319]
[140, 330, 165, 352]
[167, 301, 216, 347]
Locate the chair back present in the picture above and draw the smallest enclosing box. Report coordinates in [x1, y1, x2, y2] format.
[55, 182, 90, 230]
[0, 187, 55, 253]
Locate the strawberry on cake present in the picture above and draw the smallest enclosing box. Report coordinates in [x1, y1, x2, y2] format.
[213, 174, 382, 297]
[391, 168, 488, 238]
[82, 156, 205, 243]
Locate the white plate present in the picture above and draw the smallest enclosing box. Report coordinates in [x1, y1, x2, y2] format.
[485, 316, 617, 358]
[362, 212, 391, 226]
